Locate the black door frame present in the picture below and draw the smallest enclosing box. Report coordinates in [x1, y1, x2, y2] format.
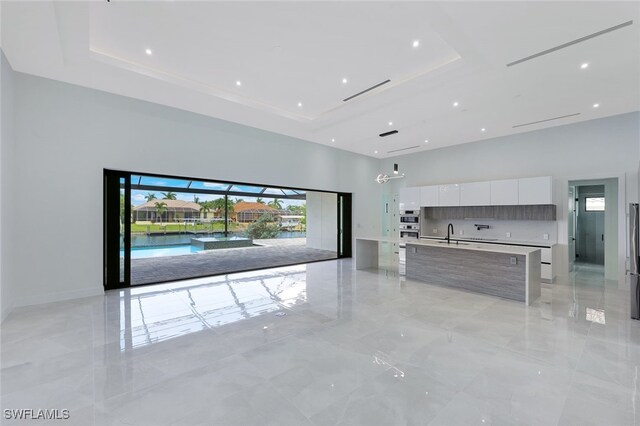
[104, 170, 131, 289]
[337, 193, 352, 258]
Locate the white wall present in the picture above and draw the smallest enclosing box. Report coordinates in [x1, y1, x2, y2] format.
[383, 112, 640, 284]
[306, 191, 338, 251]
[8, 72, 381, 308]
[1, 50, 16, 322]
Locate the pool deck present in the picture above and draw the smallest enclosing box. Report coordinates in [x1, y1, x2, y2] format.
[130, 238, 337, 285]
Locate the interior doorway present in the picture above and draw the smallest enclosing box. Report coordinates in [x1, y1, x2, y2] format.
[568, 178, 618, 280]
[575, 185, 605, 265]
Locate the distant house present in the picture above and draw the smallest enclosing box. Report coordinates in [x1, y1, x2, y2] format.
[133, 200, 202, 222]
[279, 215, 304, 230]
[233, 201, 280, 223]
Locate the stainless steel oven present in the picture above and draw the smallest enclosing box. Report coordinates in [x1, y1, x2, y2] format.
[399, 211, 420, 275]
[399, 224, 419, 239]
[400, 211, 420, 224]
[399, 230, 419, 239]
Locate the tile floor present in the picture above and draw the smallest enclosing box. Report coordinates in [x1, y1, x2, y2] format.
[1, 259, 639, 425]
[130, 238, 336, 285]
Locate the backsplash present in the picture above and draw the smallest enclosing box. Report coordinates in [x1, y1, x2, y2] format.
[423, 218, 558, 243]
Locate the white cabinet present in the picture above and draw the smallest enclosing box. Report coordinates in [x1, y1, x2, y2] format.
[518, 176, 552, 205]
[420, 185, 439, 207]
[540, 246, 556, 282]
[490, 179, 519, 205]
[460, 182, 491, 206]
[438, 184, 460, 206]
[399, 187, 420, 211]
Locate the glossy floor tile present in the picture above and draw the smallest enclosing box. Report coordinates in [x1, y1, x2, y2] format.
[1, 260, 639, 425]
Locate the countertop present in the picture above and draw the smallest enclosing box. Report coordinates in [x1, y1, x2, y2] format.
[419, 236, 556, 248]
[406, 238, 540, 255]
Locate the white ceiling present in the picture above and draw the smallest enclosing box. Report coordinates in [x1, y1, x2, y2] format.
[2, 1, 639, 158]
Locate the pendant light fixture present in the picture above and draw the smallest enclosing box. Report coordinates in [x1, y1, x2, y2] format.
[375, 163, 405, 184]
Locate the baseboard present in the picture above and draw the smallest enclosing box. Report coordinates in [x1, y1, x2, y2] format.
[13, 286, 104, 308]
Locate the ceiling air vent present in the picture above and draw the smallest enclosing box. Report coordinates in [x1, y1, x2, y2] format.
[379, 130, 399, 137]
[343, 79, 391, 102]
[387, 145, 419, 154]
[506, 20, 633, 67]
[513, 112, 580, 128]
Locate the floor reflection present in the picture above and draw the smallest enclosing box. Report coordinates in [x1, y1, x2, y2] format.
[117, 265, 309, 351]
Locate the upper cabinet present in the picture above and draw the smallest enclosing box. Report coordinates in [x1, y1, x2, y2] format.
[518, 176, 552, 205]
[438, 184, 460, 206]
[420, 185, 439, 207]
[460, 182, 491, 206]
[399, 187, 420, 211]
[402, 176, 553, 210]
[490, 179, 519, 205]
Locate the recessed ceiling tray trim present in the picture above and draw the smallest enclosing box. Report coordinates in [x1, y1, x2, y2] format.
[506, 20, 634, 67]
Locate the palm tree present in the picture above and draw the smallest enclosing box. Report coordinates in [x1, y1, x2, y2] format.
[199, 201, 211, 218]
[193, 195, 200, 204]
[210, 198, 235, 217]
[154, 201, 167, 223]
[161, 191, 177, 200]
[144, 193, 157, 202]
[256, 197, 265, 204]
[268, 199, 283, 210]
[235, 198, 244, 203]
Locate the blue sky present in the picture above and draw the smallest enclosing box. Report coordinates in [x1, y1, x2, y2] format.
[129, 176, 306, 208]
[131, 190, 306, 208]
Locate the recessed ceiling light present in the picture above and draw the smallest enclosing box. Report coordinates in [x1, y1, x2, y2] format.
[388, 121, 393, 126]
[236, 81, 242, 87]
[481, 128, 486, 132]
[342, 78, 348, 84]
[424, 139, 429, 143]
[580, 62, 589, 69]
[412, 40, 420, 48]
[593, 103, 600, 108]
[331, 138, 335, 142]
[453, 101, 459, 107]
[145, 48, 153, 56]
[297, 102, 303, 107]
[374, 150, 379, 154]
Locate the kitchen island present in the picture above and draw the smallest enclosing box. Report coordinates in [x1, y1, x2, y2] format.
[406, 239, 541, 305]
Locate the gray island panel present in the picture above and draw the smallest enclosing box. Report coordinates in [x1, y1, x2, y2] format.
[406, 243, 529, 303]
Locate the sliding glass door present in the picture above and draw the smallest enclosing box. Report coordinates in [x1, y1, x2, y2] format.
[104, 169, 351, 289]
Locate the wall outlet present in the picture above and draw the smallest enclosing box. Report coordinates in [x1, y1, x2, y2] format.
[510, 257, 517, 265]
[459, 230, 464, 235]
[506, 232, 511, 238]
[433, 229, 438, 234]
[543, 233, 549, 240]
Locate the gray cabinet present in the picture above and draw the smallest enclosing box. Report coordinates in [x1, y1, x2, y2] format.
[425, 204, 556, 221]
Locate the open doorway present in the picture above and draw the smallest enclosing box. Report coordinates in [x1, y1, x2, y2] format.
[575, 185, 605, 265]
[568, 178, 618, 280]
[104, 170, 351, 289]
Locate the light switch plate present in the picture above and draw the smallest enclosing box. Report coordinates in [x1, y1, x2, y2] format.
[433, 229, 438, 234]
[459, 230, 464, 235]
[543, 234, 549, 240]
[510, 257, 517, 265]
[506, 232, 511, 238]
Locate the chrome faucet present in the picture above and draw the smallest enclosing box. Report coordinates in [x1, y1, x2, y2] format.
[447, 223, 454, 244]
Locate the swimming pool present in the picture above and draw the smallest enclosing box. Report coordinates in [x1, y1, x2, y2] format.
[127, 231, 305, 248]
[122, 231, 306, 259]
[122, 245, 202, 259]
